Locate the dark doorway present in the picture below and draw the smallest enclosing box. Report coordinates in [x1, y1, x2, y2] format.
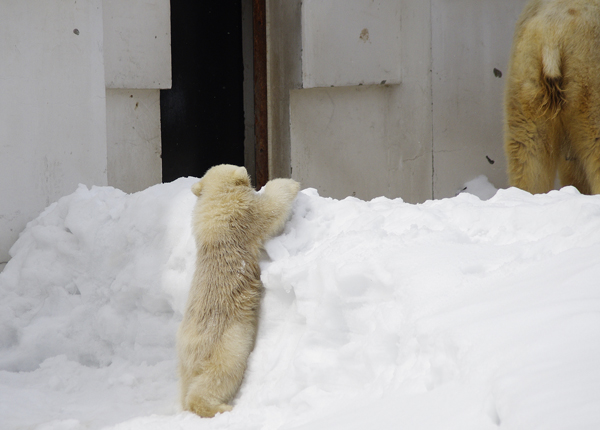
[161, 0, 246, 182]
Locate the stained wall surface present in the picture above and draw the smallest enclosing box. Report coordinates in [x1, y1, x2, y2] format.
[0, 1, 108, 264]
[431, 0, 526, 198]
[0, 0, 171, 266]
[270, 0, 528, 202]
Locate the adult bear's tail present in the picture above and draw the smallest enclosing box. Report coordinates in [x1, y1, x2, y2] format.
[540, 45, 565, 118]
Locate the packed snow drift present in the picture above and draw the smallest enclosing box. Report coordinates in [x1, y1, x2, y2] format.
[1, 177, 600, 430]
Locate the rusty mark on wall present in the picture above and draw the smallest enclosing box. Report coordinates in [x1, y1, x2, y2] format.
[360, 28, 369, 42]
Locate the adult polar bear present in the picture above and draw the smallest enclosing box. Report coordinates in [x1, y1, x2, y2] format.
[504, 0, 600, 194]
[177, 165, 300, 418]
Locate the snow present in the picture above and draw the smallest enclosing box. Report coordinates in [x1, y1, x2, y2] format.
[2, 176, 600, 429]
[459, 175, 498, 200]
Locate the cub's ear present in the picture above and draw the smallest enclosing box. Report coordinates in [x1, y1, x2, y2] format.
[233, 166, 250, 186]
[191, 180, 203, 196]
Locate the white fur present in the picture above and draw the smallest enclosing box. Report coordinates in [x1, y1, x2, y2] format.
[177, 164, 300, 417]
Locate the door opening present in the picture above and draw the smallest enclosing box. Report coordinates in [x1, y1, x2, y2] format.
[161, 0, 246, 183]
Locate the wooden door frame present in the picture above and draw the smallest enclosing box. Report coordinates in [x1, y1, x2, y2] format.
[253, 0, 268, 188]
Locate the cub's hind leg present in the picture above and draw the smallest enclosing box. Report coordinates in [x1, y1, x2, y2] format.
[183, 320, 257, 418]
[184, 372, 234, 418]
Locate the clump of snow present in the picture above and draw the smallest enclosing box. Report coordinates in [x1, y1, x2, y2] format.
[0, 178, 197, 428]
[2, 181, 600, 430]
[459, 175, 498, 200]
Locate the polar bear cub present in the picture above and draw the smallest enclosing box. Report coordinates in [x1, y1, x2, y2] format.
[177, 164, 300, 418]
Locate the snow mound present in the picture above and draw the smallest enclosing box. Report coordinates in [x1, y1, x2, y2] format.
[1, 181, 600, 430]
[459, 175, 498, 200]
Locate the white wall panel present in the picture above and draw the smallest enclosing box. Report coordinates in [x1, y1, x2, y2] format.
[289, 0, 431, 203]
[290, 84, 430, 203]
[0, 0, 107, 264]
[103, 0, 171, 89]
[301, 0, 401, 88]
[106, 89, 162, 193]
[431, 0, 527, 198]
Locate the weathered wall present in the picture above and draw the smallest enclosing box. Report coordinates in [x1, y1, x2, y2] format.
[271, 0, 528, 202]
[103, 0, 170, 193]
[0, 1, 108, 264]
[431, 0, 526, 198]
[106, 89, 162, 194]
[103, 0, 171, 89]
[301, 0, 402, 88]
[290, 0, 432, 203]
[0, 0, 171, 266]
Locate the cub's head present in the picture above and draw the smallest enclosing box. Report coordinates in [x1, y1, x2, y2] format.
[192, 164, 251, 197]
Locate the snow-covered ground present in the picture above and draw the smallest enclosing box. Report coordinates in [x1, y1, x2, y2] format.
[2, 177, 600, 430]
